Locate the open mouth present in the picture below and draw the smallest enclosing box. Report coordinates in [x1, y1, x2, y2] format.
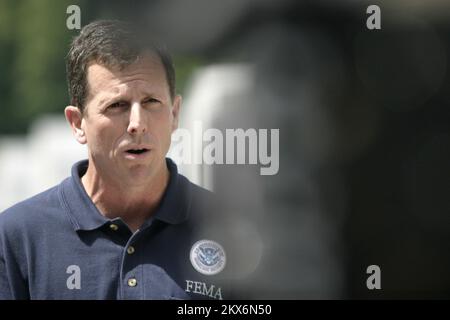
[126, 148, 149, 155]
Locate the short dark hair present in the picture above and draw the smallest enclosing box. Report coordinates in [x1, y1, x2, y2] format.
[66, 20, 175, 112]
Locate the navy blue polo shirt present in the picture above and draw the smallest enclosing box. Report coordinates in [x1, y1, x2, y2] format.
[0, 158, 236, 300]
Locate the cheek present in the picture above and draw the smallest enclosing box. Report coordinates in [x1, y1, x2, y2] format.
[151, 113, 174, 148]
[86, 119, 123, 150]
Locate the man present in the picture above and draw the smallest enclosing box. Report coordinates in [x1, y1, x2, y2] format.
[0, 20, 233, 299]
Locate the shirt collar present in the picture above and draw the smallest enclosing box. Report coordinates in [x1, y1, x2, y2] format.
[60, 158, 191, 232]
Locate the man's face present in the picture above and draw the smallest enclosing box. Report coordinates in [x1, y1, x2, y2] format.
[77, 54, 180, 185]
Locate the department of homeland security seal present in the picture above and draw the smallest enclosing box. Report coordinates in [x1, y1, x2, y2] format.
[190, 240, 226, 276]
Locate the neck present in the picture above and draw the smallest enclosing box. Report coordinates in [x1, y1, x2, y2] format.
[81, 161, 170, 232]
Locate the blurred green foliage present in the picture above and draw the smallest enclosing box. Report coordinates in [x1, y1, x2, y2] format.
[0, 0, 203, 135]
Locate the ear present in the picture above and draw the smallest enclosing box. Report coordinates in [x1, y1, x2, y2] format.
[171, 95, 182, 132]
[65, 106, 87, 144]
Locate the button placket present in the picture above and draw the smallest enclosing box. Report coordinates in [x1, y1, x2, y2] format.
[120, 231, 144, 299]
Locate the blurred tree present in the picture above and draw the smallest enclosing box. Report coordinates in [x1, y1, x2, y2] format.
[0, 0, 17, 133]
[9, 0, 86, 134]
[0, 0, 203, 135]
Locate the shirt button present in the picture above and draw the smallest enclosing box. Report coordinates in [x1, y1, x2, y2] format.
[127, 246, 135, 255]
[109, 224, 119, 231]
[128, 278, 137, 287]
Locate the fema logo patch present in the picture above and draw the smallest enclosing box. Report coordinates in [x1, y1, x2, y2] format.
[190, 240, 226, 276]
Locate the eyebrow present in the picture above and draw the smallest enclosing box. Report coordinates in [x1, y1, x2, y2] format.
[98, 95, 122, 107]
[95, 85, 165, 108]
[97, 91, 131, 108]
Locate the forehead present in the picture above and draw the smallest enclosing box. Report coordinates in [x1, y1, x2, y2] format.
[85, 54, 168, 99]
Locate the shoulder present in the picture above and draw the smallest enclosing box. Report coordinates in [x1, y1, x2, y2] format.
[179, 175, 218, 217]
[180, 175, 231, 235]
[0, 181, 66, 237]
[189, 180, 216, 204]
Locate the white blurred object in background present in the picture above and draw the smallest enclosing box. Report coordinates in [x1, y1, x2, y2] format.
[0, 116, 86, 211]
[167, 63, 253, 190]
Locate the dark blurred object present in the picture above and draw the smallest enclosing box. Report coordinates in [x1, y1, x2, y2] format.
[141, 0, 450, 298]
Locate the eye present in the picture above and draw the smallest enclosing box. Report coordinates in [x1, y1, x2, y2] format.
[108, 101, 128, 109]
[142, 97, 160, 105]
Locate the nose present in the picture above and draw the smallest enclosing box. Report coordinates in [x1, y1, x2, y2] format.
[127, 103, 147, 135]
